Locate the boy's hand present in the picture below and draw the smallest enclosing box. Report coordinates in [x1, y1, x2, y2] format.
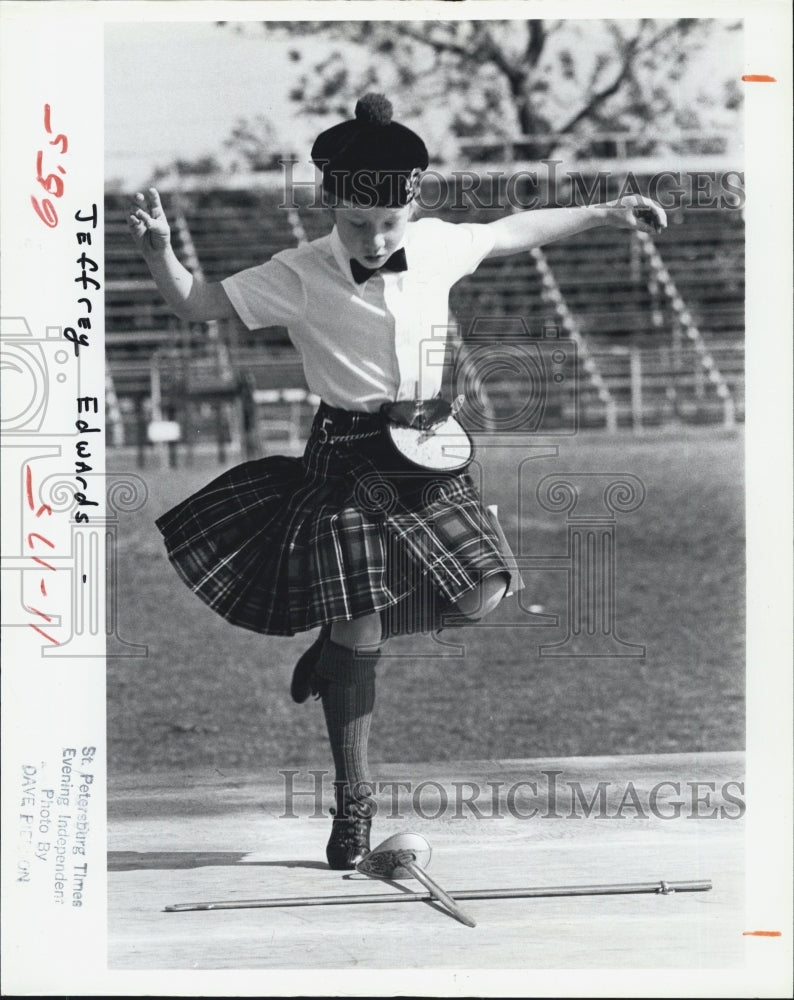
[128, 188, 171, 255]
[602, 194, 667, 235]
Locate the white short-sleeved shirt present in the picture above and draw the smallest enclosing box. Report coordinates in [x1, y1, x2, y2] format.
[221, 217, 495, 412]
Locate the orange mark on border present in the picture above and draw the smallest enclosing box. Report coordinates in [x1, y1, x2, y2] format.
[743, 930, 782, 937]
[741, 74, 776, 82]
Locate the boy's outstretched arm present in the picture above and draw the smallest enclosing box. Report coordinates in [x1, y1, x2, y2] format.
[127, 188, 236, 322]
[486, 194, 667, 258]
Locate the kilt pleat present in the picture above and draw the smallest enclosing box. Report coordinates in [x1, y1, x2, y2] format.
[155, 403, 521, 637]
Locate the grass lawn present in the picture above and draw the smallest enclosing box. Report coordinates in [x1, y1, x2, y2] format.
[108, 426, 744, 774]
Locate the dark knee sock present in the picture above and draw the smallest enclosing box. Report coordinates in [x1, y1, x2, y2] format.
[315, 639, 379, 804]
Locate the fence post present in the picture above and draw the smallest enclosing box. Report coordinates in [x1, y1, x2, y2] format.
[630, 347, 643, 433]
[215, 402, 226, 465]
[629, 230, 642, 285]
[149, 352, 168, 469]
[721, 389, 737, 429]
[135, 395, 147, 470]
[605, 397, 618, 432]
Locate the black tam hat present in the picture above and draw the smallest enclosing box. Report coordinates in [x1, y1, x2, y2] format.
[311, 94, 429, 207]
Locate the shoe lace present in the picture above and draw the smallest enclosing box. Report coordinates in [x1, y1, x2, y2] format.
[329, 801, 373, 843]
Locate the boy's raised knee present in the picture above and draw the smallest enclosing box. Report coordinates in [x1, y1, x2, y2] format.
[453, 573, 509, 621]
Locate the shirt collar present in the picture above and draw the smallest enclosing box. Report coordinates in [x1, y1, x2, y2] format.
[329, 225, 410, 287]
[329, 227, 356, 285]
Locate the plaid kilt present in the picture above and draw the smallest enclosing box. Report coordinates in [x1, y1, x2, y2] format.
[156, 402, 522, 638]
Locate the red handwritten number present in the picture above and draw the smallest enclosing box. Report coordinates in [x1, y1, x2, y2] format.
[45, 105, 69, 154]
[30, 623, 59, 646]
[25, 465, 53, 517]
[28, 606, 54, 623]
[27, 532, 55, 551]
[23, 466, 60, 645]
[25, 465, 35, 509]
[31, 195, 58, 228]
[32, 103, 67, 228]
[36, 150, 65, 198]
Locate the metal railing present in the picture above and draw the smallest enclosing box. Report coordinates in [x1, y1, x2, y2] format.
[633, 229, 736, 428]
[529, 246, 619, 431]
[458, 130, 733, 163]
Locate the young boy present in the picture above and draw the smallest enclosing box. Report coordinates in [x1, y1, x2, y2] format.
[130, 93, 666, 868]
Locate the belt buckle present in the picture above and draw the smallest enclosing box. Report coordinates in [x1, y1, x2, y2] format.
[318, 416, 333, 444]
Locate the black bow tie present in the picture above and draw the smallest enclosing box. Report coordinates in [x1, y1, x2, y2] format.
[350, 247, 407, 284]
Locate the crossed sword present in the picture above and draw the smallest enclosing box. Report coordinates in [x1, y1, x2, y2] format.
[165, 832, 711, 928]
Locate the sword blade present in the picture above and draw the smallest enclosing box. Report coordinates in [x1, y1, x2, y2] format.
[165, 878, 712, 913]
[401, 858, 477, 928]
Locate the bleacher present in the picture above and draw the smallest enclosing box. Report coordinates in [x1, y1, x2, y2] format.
[538, 205, 744, 424]
[179, 189, 297, 280]
[105, 172, 745, 458]
[105, 194, 187, 348]
[296, 199, 333, 242]
[659, 208, 745, 339]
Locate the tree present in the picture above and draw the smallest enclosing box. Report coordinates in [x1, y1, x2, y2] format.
[223, 116, 295, 172]
[231, 19, 740, 162]
[150, 154, 223, 184]
[146, 114, 290, 184]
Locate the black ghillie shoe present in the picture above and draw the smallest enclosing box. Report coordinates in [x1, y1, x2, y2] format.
[325, 799, 373, 870]
[290, 625, 331, 703]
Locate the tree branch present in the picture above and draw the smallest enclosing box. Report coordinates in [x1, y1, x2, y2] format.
[556, 20, 684, 136]
[479, 23, 529, 90]
[392, 23, 477, 63]
[526, 20, 547, 67]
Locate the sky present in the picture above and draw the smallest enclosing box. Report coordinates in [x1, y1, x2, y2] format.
[105, 22, 315, 187]
[105, 19, 742, 189]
